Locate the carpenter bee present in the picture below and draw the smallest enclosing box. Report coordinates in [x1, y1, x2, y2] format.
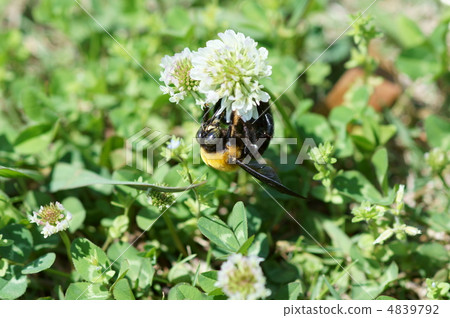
[196, 100, 303, 198]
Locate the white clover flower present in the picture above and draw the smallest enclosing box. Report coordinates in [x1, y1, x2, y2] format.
[215, 253, 271, 300]
[191, 30, 272, 122]
[160, 48, 203, 105]
[28, 202, 72, 238]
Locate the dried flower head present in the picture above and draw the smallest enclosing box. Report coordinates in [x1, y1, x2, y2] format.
[28, 202, 72, 238]
[215, 253, 271, 300]
[160, 48, 203, 105]
[191, 30, 272, 122]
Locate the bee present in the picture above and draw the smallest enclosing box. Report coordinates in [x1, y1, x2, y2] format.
[196, 100, 303, 198]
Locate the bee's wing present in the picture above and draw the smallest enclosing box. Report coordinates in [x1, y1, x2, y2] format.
[236, 160, 305, 199]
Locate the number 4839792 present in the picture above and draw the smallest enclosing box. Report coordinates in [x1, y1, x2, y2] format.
[387, 304, 439, 315]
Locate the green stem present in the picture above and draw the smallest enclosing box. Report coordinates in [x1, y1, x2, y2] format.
[102, 236, 113, 251]
[186, 165, 201, 217]
[178, 157, 201, 217]
[438, 173, 450, 191]
[46, 268, 71, 279]
[265, 88, 301, 141]
[162, 212, 187, 257]
[59, 232, 72, 267]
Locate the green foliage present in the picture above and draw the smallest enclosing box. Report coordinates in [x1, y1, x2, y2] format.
[0, 0, 448, 300]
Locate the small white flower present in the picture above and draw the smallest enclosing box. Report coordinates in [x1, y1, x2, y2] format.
[191, 30, 272, 122]
[373, 228, 394, 245]
[28, 212, 42, 225]
[395, 184, 405, 205]
[28, 202, 72, 238]
[215, 253, 271, 300]
[41, 223, 56, 239]
[404, 226, 421, 236]
[160, 48, 203, 105]
[167, 137, 181, 150]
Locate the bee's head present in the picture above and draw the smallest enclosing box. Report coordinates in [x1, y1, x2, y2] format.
[196, 119, 226, 152]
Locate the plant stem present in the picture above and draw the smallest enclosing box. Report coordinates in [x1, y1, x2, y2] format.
[179, 157, 201, 217]
[102, 236, 113, 251]
[59, 232, 72, 267]
[162, 211, 187, 257]
[265, 88, 301, 141]
[438, 173, 450, 191]
[46, 268, 71, 279]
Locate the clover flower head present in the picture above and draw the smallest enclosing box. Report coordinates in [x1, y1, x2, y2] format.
[425, 148, 448, 173]
[191, 30, 272, 122]
[215, 253, 271, 300]
[28, 202, 72, 238]
[160, 48, 202, 105]
[148, 187, 175, 211]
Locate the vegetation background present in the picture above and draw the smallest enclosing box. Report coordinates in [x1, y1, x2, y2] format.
[0, 0, 449, 300]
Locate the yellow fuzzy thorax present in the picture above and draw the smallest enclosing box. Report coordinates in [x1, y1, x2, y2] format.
[200, 145, 241, 172]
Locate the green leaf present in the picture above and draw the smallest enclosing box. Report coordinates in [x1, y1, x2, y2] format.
[274, 281, 303, 300]
[113, 279, 135, 300]
[61, 197, 86, 233]
[306, 62, 331, 86]
[136, 206, 160, 231]
[50, 163, 205, 192]
[425, 115, 450, 150]
[237, 235, 255, 255]
[227, 201, 248, 245]
[168, 254, 197, 284]
[262, 259, 299, 284]
[21, 253, 56, 274]
[247, 232, 269, 258]
[198, 271, 220, 294]
[13, 121, 59, 155]
[334, 170, 388, 204]
[65, 282, 110, 300]
[0, 224, 33, 263]
[352, 262, 398, 300]
[329, 106, 355, 158]
[71, 238, 113, 284]
[107, 242, 154, 288]
[395, 16, 426, 48]
[163, 7, 192, 37]
[322, 275, 341, 300]
[0, 235, 13, 247]
[0, 266, 28, 299]
[168, 283, 205, 300]
[108, 215, 129, 239]
[198, 216, 240, 253]
[415, 243, 449, 276]
[371, 148, 389, 193]
[0, 258, 8, 277]
[396, 46, 441, 80]
[295, 113, 334, 145]
[377, 295, 397, 300]
[378, 125, 397, 145]
[351, 135, 375, 152]
[323, 220, 352, 256]
[0, 166, 42, 181]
